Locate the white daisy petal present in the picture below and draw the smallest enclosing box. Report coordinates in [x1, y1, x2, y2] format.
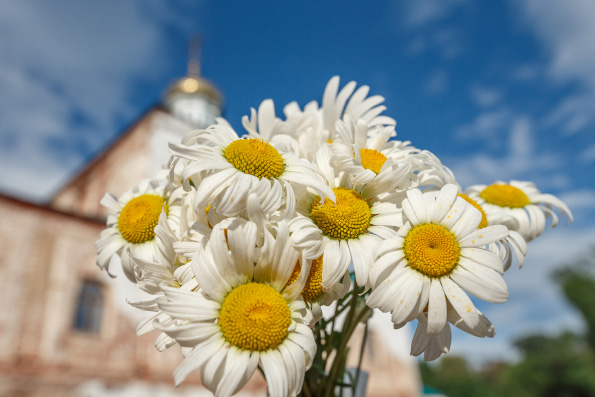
[450, 204, 482, 238]
[349, 237, 375, 287]
[321, 240, 351, 289]
[431, 184, 459, 223]
[200, 343, 228, 392]
[216, 348, 252, 397]
[452, 261, 509, 303]
[440, 277, 480, 328]
[366, 266, 415, 313]
[368, 249, 405, 288]
[173, 336, 225, 386]
[424, 325, 451, 361]
[389, 270, 425, 325]
[261, 349, 289, 397]
[440, 196, 468, 230]
[411, 316, 431, 356]
[405, 189, 428, 224]
[458, 225, 509, 248]
[427, 279, 447, 337]
[460, 247, 504, 274]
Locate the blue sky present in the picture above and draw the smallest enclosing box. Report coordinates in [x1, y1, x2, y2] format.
[1, 0, 594, 364]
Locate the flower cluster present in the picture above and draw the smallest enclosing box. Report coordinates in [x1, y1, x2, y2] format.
[96, 76, 573, 396]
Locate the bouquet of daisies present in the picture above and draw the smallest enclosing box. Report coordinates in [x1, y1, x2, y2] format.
[96, 77, 573, 397]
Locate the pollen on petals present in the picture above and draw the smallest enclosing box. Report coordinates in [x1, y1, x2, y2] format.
[404, 223, 460, 277]
[219, 283, 291, 351]
[118, 194, 167, 244]
[224, 138, 285, 179]
[480, 184, 530, 208]
[310, 187, 371, 240]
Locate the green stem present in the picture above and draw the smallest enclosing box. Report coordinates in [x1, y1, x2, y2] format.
[324, 285, 360, 397]
[353, 320, 369, 395]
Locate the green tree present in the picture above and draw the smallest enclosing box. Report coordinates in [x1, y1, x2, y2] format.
[420, 356, 499, 397]
[554, 250, 595, 350]
[498, 332, 595, 397]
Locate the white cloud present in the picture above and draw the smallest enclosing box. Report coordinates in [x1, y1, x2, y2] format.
[450, 114, 567, 189]
[0, 0, 202, 202]
[470, 85, 501, 107]
[580, 144, 595, 163]
[541, 94, 595, 136]
[423, 70, 448, 95]
[517, 0, 595, 89]
[515, 0, 595, 135]
[455, 108, 512, 148]
[558, 189, 595, 218]
[398, 0, 465, 60]
[403, 0, 467, 27]
[511, 64, 540, 82]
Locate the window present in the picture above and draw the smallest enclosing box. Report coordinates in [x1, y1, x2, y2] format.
[73, 280, 103, 333]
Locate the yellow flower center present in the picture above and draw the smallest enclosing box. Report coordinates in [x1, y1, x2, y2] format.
[219, 283, 291, 351]
[458, 193, 489, 229]
[360, 148, 387, 174]
[286, 256, 324, 302]
[310, 188, 371, 240]
[404, 224, 460, 277]
[223, 138, 285, 179]
[480, 184, 530, 208]
[118, 194, 167, 244]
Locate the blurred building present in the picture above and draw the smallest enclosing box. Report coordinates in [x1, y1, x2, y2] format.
[0, 61, 421, 396]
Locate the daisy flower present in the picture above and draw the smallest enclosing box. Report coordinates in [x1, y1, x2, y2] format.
[465, 180, 573, 242]
[330, 117, 412, 191]
[155, 220, 315, 397]
[95, 179, 182, 281]
[366, 184, 510, 336]
[127, 210, 197, 352]
[456, 192, 528, 271]
[242, 76, 396, 162]
[168, 124, 334, 217]
[330, 116, 457, 195]
[290, 144, 403, 289]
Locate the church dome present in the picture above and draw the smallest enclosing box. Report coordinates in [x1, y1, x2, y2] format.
[164, 76, 223, 107]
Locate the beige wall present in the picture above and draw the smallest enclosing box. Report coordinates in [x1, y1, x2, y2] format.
[0, 196, 268, 396]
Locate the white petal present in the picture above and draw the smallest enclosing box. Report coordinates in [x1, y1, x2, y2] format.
[452, 261, 509, 303]
[411, 317, 430, 356]
[321, 240, 351, 289]
[431, 184, 459, 223]
[368, 249, 405, 288]
[460, 247, 504, 274]
[440, 196, 467, 229]
[349, 237, 375, 287]
[458, 225, 509, 248]
[424, 325, 451, 361]
[440, 277, 479, 328]
[215, 348, 253, 397]
[173, 336, 224, 386]
[389, 270, 425, 325]
[450, 204, 482, 239]
[405, 189, 428, 224]
[426, 279, 447, 337]
[261, 350, 289, 397]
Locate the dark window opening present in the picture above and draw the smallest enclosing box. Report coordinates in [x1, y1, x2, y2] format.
[73, 280, 103, 333]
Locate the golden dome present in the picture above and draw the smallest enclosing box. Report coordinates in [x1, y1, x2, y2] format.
[165, 76, 223, 106]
